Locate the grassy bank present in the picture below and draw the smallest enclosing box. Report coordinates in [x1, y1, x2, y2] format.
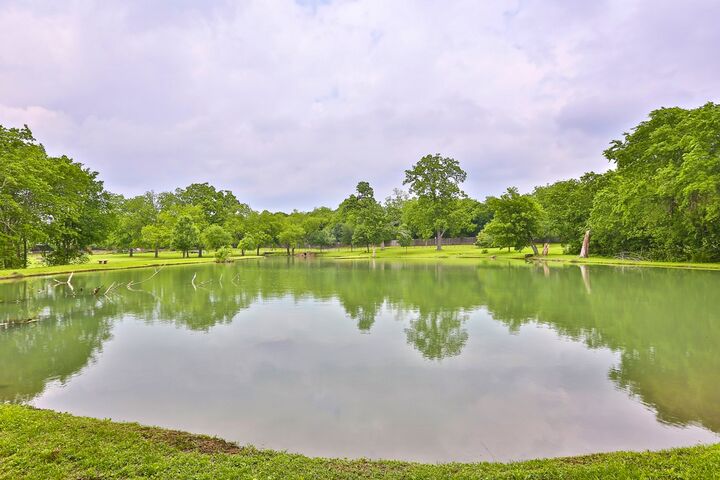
[0, 250, 263, 281]
[4, 245, 720, 281]
[0, 405, 718, 480]
[310, 244, 720, 270]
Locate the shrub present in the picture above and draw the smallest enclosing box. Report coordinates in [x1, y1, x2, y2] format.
[475, 231, 493, 248]
[214, 246, 233, 263]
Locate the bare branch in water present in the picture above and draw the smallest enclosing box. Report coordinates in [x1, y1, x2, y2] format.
[52, 272, 74, 292]
[126, 266, 165, 290]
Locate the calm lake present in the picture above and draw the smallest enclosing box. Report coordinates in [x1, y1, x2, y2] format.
[1, 258, 718, 462]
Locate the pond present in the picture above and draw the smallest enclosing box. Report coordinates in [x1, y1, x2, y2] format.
[1, 258, 718, 462]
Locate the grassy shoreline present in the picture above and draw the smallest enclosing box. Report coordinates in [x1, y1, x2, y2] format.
[0, 251, 262, 281]
[0, 405, 718, 479]
[310, 244, 720, 270]
[3, 245, 720, 281]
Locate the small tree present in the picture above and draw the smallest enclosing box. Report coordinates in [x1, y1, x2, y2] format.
[278, 224, 305, 255]
[141, 224, 171, 258]
[251, 231, 271, 256]
[202, 225, 232, 251]
[307, 227, 336, 251]
[397, 225, 413, 252]
[482, 187, 544, 255]
[340, 182, 390, 256]
[172, 215, 199, 258]
[238, 235, 257, 256]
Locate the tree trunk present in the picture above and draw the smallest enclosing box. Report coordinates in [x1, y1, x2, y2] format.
[372, 245, 376, 258]
[286, 246, 290, 256]
[256, 246, 261, 256]
[530, 243, 539, 256]
[154, 247, 159, 258]
[292, 247, 296, 255]
[22, 237, 28, 269]
[198, 248, 202, 258]
[436, 231, 442, 251]
[541, 243, 549, 256]
[381, 240, 385, 250]
[241, 249, 245, 256]
[579, 230, 591, 258]
[129, 248, 133, 257]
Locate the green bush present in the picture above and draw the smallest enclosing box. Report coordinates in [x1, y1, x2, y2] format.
[214, 246, 233, 263]
[475, 231, 493, 248]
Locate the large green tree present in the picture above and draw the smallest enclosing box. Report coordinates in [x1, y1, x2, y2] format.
[589, 103, 720, 261]
[1, 126, 113, 267]
[42, 156, 113, 265]
[0, 126, 53, 268]
[403, 154, 471, 250]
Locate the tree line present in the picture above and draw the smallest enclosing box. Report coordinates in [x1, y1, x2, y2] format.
[1, 102, 719, 267]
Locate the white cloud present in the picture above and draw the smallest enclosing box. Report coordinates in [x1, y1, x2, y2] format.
[1, 0, 718, 209]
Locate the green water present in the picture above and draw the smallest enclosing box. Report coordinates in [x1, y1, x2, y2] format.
[1, 258, 718, 462]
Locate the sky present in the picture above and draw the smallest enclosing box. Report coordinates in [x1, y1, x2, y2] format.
[1, 0, 718, 211]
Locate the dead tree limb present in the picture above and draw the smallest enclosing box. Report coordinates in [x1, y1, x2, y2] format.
[579, 230, 591, 258]
[52, 272, 74, 292]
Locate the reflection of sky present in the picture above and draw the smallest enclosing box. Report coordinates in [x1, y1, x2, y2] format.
[31, 298, 718, 462]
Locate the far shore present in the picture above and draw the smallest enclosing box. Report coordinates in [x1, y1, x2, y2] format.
[3, 244, 720, 282]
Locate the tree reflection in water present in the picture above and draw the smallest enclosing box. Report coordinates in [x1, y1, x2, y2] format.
[1, 258, 718, 434]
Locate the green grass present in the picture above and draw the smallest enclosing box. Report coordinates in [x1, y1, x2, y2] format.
[0, 405, 718, 479]
[0, 250, 263, 280]
[4, 244, 720, 281]
[305, 244, 720, 270]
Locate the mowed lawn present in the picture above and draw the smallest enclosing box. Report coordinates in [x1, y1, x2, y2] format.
[4, 244, 720, 281]
[0, 405, 719, 480]
[0, 249, 264, 280]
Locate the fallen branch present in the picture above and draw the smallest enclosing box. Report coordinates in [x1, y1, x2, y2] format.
[126, 266, 165, 290]
[104, 282, 126, 297]
[0, 317, 39, 328]
[52, 272, 74, 292]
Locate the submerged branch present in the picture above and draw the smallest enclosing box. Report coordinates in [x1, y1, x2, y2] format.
[126, 266, 165, 290]
[52, 272, 74, 292]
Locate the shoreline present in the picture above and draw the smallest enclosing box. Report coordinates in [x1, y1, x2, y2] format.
[4, 246, 720, 281]
[0, 254, 262, 282]
[1, 404, 718, 479]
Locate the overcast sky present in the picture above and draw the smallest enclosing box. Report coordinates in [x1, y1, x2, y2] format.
[1, 0, 718, 210]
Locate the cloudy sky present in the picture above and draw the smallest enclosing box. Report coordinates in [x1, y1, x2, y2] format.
[1, 0, 718, 210]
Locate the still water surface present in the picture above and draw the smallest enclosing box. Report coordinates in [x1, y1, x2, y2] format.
[1, 258, 718, 462]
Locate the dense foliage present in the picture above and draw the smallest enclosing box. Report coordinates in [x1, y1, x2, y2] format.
[590, 103, 720, 261]
[1, 103, 718, 265]
[0, 126, 111, 268]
